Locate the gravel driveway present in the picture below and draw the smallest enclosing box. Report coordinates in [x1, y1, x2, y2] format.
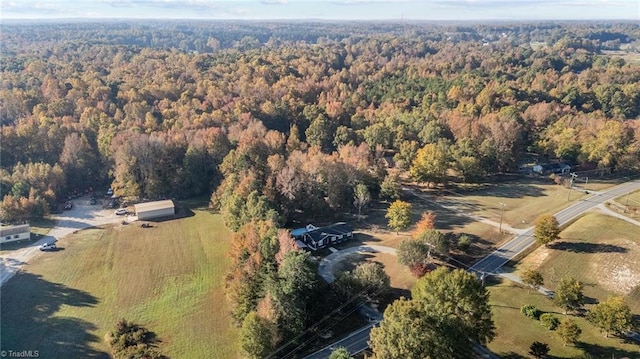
[0, 197, 127, 286]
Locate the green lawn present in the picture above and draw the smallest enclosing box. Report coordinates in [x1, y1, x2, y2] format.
[1, 210, 239, 359]
[487, 282, 639, 358]
[487, 213, 640, 358]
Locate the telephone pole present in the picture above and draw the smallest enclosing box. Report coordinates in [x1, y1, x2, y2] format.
[625, 191, 630, 212]
[499, 202, 506, 233]
[567, 172, 578, 201]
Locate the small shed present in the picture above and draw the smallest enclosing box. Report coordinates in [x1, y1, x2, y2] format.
[0, 224, 30, 243]
[134, 200, 175, 220]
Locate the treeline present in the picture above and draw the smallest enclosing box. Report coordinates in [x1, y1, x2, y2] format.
[1, 21, 640, 224]
[228, 219, 391, 358]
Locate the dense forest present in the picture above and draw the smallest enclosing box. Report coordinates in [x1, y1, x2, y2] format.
[2, 20, 640, 357]
[2, 21, 639, 225]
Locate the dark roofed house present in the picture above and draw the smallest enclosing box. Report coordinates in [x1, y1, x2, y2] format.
[292, 222, 353, 250]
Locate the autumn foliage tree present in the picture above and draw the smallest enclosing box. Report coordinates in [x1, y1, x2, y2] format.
[554, 276, 585, 314]
[534, 214, 561, 247]
[413, 211, 436, 236]
[587, 296, 632, 337]
[385, 200, 412, 234]
[556, 318, 581, 346]
[521, 269, 544, 294]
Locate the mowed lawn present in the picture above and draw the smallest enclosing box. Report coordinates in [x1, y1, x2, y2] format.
[1, 210, 239, 359]
[488, 213, 640, 358]
[615, 189, 640, 219]
[488, 282, 639, 358]
[443, 178, 616, 229]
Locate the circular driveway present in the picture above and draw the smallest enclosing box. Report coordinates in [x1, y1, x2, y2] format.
[317, 245, 397, 283]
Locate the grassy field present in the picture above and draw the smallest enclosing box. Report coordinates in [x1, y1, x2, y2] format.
[441, 178, 616, 229]
[487, 281, 640, 358]
[487, 213, 640, 358]
[0, 210, 239, 359]
[614, 189, 640, 219]
[602, 50, 640, 64]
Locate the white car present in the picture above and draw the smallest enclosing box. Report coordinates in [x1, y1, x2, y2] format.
[114, 208, 127, 215]
[39, 242, 57, 251]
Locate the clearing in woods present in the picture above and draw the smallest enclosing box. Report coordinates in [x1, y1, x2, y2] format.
[0, 210, 238, 359]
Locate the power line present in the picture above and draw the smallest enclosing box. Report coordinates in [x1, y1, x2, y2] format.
[265, 281, 384, 359]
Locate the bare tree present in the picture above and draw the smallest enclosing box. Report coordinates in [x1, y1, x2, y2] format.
[353, 182, 371, 218]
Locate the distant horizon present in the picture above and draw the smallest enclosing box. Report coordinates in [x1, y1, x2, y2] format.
[2, 0, 639, 22]
[2, 17, 639, 24]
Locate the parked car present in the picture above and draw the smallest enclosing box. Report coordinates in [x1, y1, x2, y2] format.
[106, 188, 114, 196]
[64, 201, 73, 210]
[39, 242, 57, 251]
[114, 208, 128, 215]
[89, 198, 97, 205]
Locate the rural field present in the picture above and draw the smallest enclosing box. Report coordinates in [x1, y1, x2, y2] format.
[488, 212, 640, 358]
[614, 189, 640, 219]
[0, 209, 239, 359]
[438, 177, 617, 229]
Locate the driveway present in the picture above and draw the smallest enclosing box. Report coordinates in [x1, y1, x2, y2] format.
[317, 245, 397, 283]
[0, 197, 127, 286]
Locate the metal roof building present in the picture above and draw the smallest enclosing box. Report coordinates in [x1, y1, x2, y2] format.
[0, 224, 30, 243]
[134, 200, 175, 220]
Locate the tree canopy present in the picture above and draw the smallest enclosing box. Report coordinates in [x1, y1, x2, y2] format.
[534, 214, 561, 247]
[385, 200, 412, 234]
[587, 296, 632, 337]
[554, 276, 585, 314]
[411, 267, 495, 344]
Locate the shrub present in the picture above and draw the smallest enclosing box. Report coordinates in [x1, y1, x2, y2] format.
[539, 313, 560, 330]
[106, 318, 163, 359]
[521, 304, 540, 319]
[457, 234, 472, 252]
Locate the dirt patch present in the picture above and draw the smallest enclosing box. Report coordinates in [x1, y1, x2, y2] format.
[519, 246, 550, 271]
[593, 238, 640, 296]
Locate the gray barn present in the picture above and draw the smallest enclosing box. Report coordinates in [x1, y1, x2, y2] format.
[134, 200, 175, 220]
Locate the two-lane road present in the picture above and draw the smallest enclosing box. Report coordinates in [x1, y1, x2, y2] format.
[303, 323, 377, 359]
[471, 179, 640, 274]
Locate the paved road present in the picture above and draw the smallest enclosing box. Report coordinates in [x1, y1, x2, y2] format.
[303, 322, 377, 359]
[0, 197, 126, 286]
[471, 179, 640, 275]
[305, 179, 640, 358]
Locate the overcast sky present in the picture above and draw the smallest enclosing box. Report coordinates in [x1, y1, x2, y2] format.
[1, 0, 639, 21]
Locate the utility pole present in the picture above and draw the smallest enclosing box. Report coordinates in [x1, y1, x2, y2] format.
[625, 191, 630, 212]
[499, 202, 506, 233]
[584, 176, 588, 193]
[567, 172, 578, 201]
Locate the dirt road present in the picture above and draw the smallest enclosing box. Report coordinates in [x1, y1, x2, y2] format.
[0, 197, 128, 286]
